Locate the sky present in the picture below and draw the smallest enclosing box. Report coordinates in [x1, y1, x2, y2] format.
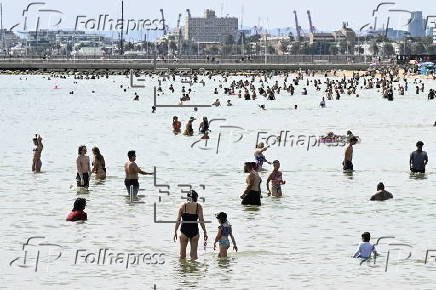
[1, 0, 435, 34]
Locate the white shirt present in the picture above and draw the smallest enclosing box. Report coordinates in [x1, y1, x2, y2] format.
[353, 242, 377, 259]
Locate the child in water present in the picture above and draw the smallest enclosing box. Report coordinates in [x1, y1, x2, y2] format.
[66, 198, 87, 221]
[352, 232, 377, 259]
[214, 212, 238, 258]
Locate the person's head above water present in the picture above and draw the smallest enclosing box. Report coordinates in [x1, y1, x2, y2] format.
[416, 141, 424, 150]
[187, 190, 198, 202]
[377, 182, 384, 191]
[216, 212, 227, 224]
[362, 232, 371, 242]
[72, 198, 86, 211]
[257, 142, 265, 149]
[128, 150, 136, 161]
[78, 145, 86, 155]
[350, 137, 358, 144]
[173, 116, 178, 121]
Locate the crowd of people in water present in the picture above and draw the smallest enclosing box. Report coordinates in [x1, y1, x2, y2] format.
[29, 66, 433, 261]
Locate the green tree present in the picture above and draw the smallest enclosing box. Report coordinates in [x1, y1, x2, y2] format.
[411, 43, 426, 55]
[279, 40, 290, 54]
[382, 42, 394, 56]
[290, 43, 301, 55]
[370, 41, 379, 56]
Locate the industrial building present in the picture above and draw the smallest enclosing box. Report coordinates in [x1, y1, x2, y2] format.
[183, 9, 238, 43]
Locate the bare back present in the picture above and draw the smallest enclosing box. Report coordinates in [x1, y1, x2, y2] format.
[124, 161, 139, 179]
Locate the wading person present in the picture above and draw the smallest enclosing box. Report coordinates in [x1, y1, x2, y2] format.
[91, 147, 106, 180]
[266, 160, 286, 197]
[241, 162, 262, 206]
[214, 212, 238, 258]
[410, 141, 428, 174]
[32, 134, 43, 173]
[342, 137, 358, 171]
[174, 190, 208, 260]
[76, 145, 91, 189]
[124, 150, 153, 197]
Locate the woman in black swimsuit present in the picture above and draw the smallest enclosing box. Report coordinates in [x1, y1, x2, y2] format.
[174, 190, 208, 260]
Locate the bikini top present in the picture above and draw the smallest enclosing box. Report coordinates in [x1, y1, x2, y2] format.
[219, 223, 232, 237]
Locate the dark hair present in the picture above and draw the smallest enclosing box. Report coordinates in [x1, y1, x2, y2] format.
[72, 198, 86, 211]
[350, 137, 358, 143]
[216, 212, 227, 224]
[273, 160, 280, 164]
[187, 190, 198, 202]
[92, 147, 104, 163]
[78, 145, 86, 155]
[377, 182, 384, 190]
[416, 141, 424, 147]
[362, 232, 371, 242]
[128, 150, 136, 159]
[244, 162, 256, 172]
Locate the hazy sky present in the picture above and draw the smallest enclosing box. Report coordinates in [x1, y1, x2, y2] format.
[1, 0, 435, 32]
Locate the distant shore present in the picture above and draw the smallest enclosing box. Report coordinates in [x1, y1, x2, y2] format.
[0, 60, 371, 72]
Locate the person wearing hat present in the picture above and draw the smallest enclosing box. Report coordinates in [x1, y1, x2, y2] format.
[410, 141, 428, 173]
[214, 212, 237, 258]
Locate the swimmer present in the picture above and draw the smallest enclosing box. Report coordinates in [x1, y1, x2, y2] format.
[124, 150, 153, 197]
[152, 106, 156, 113]
[370, 182, 393, 201]
[214, 212, 238, 258]
[66, 198, 87, 221]
[259, 104, 266, 110]
[76, 145, 91, 189]
[267, 160, 286, 197]
[410, 141, 428, 174]
[32, 134, 43, 173]
[212, 99, 221, 106]
[227, 100, 232, 106]
[352, 232, 377, 259]
[342, 137, 357, 171]
[174, 190, 208, 260]
[172, 116, 181, 134]
[91, 147, 106, 180]
[320, 97, 326, 108]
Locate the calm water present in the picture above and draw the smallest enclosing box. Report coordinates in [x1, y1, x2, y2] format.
[1, 73, 436, 290]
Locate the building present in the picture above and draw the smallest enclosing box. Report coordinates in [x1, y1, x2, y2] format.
[0, 30, 21, 52]
[307, 32, 336, 44]
[408, 11, 425, 37]
[332, 25, 356, 42]
[184, 9, 238, 43]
